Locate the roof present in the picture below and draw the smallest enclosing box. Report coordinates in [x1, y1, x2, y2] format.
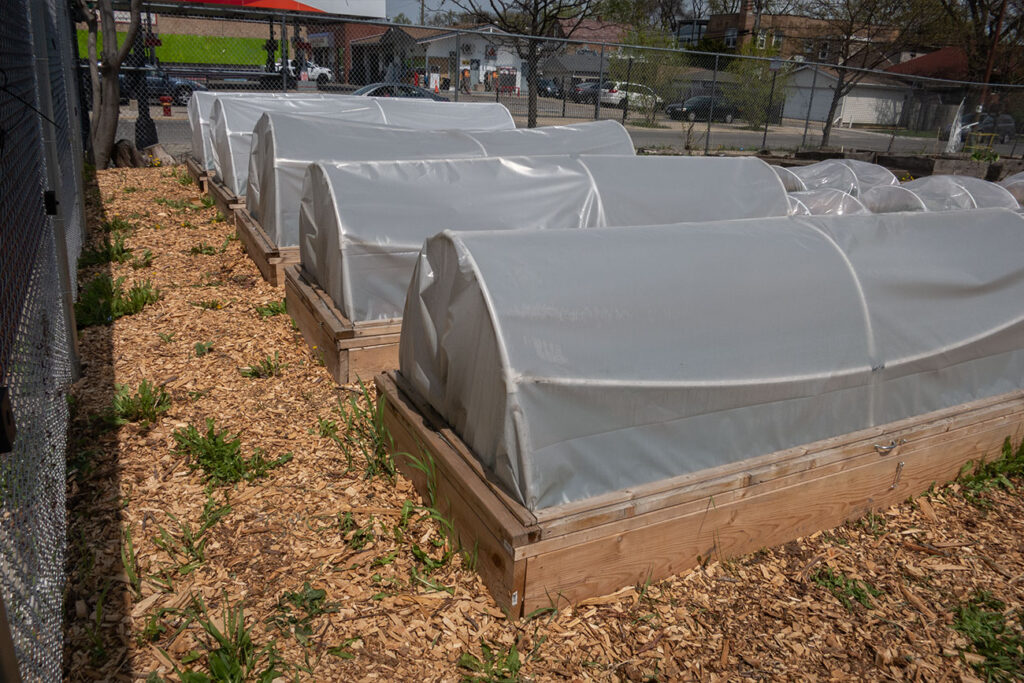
[540, 52, 611, 75]
[886, 46, 969, 80]
[350, 26, 445, 44]
[557, 18, 629, 43]
[794, 65, 909, 89]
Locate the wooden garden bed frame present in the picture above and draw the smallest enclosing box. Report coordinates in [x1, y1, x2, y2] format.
[235, 208, 299, 286]
[185, 156, 209, 194]
[207, 175, 244, 219]
[285, 266, 401, 385]
[376, 370, 1024, 617]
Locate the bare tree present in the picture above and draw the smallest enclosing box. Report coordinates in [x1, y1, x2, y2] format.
[75, 0, 142, 168]
[798, 0, 934, 146]
[446, 0, 601, 127]
[937, 0, 1024, 83]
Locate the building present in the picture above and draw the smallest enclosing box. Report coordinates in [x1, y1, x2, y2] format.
[555, 18, 629, 52]
[782, 66, 911, 126]
[539, 52, 611, 85]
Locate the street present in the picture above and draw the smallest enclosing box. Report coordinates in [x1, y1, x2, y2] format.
[117, 99, 1018, 160]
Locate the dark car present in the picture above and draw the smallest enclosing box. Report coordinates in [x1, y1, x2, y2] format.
[536, 78, 562, 98]
[666, 95, 738, 123]
[352, 82, 450, 101]
[570, 81, 605, 104]
[119, 66, 207, 106]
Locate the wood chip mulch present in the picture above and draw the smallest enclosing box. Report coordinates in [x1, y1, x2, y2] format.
[63, 166, 1024, 682]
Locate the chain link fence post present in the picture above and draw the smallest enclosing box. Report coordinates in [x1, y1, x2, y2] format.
[801, 65, 818, 149]
[705, 54, 718, 156]
[595, 44, 604, 121]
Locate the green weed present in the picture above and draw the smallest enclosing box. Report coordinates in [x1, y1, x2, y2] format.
[190, 242, 217, 256]
[255, 300, 287, 319]
[123, 186, 138, 193]
[122, 525, 142, 598]
[75, 275, 160, 328]
[212, 211, 226, 223]
[193, 299, 224, 310]
[155, 197, 194, 211]
[332, 383, 395, 481]
[131, 249, 154, 269]
[78, 232, 133, 267]
[194, 341, 214, 357]
[858, 510, 887, 537]
[172, 418, 292, 485]
[458, 640, 522, 682]
[240, 353, 285, 379]
[953, 590, 1024, 681]
[200, 194, 215, 209]
[176, 172, 195, 187]
[85, 581, 111, 665]
[267, 582, 338, 646]
[958, 437, 1024, 508]
[110, 379, 171, 426]
[157, 332, 175, 343]
[811, 567, 881, 610]
[152, 494, 232, 575]
[174, 593, 286, 683]
[101, 216, 136, 233]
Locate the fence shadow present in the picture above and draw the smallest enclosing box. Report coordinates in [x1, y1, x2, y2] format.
[62, 168, 132, 680]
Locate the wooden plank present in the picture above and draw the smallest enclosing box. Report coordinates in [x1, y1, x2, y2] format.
[185, 156, 209, 193]
[234, 209, 299, 287]
[390, 371, 538, 530]
[524, 403, 1024, 558]
[207, 176, 244, 219]
[533, 390, 1024, 535]
[285, 267, 401, 385]
[377, 372, 531, 615]
[520, 415, 1024, 613]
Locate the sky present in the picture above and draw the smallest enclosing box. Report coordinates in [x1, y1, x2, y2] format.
[385, 0, 445, 23]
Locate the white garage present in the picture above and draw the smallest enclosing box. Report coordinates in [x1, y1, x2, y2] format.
[783, 66, 910, 126]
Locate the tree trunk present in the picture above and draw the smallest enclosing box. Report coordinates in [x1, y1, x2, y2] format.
[819, 73, 846, 149]
[526, 41, 539, 129]
[91, 66, 122, 169]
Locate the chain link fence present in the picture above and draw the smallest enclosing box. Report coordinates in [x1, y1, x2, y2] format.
[89, 5, 1024, 160]
[2, 0, 85, 678]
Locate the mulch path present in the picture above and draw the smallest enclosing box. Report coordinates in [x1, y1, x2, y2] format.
[63, 166, 1024, 682]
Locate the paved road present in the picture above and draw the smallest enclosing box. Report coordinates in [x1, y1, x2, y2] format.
[118, 101, 1020, 160]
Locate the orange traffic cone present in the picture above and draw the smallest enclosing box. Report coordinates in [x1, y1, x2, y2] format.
[434, 84, 439, 94]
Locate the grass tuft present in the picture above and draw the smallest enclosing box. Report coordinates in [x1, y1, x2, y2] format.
[75, 274, 160, 328]
[79, 232, 132, 268]
[110, 379, 171, 426]
[811, 567, 881, 610]
[953, 590, 1024, 681]
[240, 353, 286, 379]
[255, 299, 287, 319]
[172, 418, 292, 485]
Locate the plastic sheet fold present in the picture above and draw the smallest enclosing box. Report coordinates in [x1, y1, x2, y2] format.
[789, 189, 868, 215]
[299, 155, 790, 323]
[248, 117, 635, 248]
[401, 209, 1024, 511]
[209, 96, 515, 196]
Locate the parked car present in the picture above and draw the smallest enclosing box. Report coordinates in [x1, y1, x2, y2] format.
[117, 66, 207, 105]
[942, 112, 1017, 142]
[268, 59, 334, 85]
[351, 82, 450, 101]
[599, 82, 662, 110]
[536, 78, 562, 98]
[666, 95, 739, 123]
[570, 80, 606, 103]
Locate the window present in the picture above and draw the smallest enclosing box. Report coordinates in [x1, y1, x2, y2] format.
[725, 28, 737, 48]
[818, 40, 830, 60]
[757, 30, 767, 49]
[773, 32, 783, 48]
[803, 38, 814, 54]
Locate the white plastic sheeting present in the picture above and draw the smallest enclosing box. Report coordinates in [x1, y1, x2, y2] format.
[788, 189, 868, 215]
[401, 209, 1024, 511]
[247, 117, 635, 248]
[188, 92, 341, 171]
[789, 159, 897, 196]
[1000, 171, 1024, 204]
[902, 175, 1019, 211]
[771, 165, 805, 192]
[860, 185, 928, 213]
[299, 155, 790, 323]
[209, 96, 515, 196]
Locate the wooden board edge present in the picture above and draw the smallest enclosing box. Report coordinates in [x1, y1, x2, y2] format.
[519, 415, 1024, 613]
[377, 372, 530, 616]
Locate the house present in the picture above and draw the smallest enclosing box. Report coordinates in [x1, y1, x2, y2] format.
[539, 52, 610, 85]
[886, 46, 969, 80]
[676, 19, 708, 47]
[415, 25, 525, 92]
[782, 66, 911, 126]
[706, 1, 835, 59]
[555, 18, 629, 52]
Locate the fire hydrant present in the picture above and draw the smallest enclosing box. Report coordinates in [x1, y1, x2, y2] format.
[159, 95, 173, 117]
